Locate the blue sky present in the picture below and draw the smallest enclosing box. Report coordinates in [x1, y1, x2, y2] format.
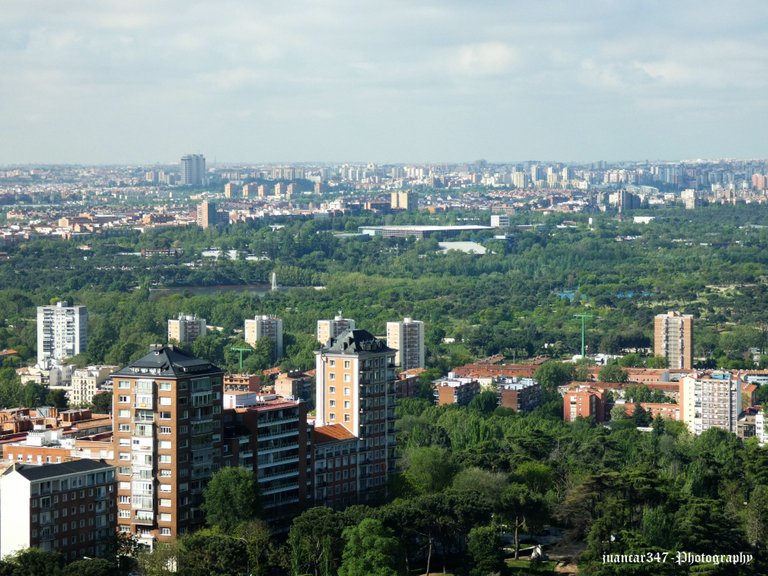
[2, 0, 767, 164]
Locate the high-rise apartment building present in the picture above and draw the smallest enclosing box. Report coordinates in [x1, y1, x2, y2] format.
[197, 201, 217, 229]
[654, 311, 694, 370]
[314, 329, 396, 503]
[680, 371, 742, 435]
[244, 315, 283, 359]
[390, 191, 418, 211]
[180, 154, 206, 187]
[111, 345, 224, 547]
[37, 301, 87, 367]
[316, 313, 356, 346]
[386, 317, 425, 370]
[222, 395, 311, 520]
[168, 314, 207, 346]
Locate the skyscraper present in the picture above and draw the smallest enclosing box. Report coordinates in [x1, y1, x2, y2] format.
[244, 315, 284, 359]
[654, 311, 694, 370]
[37, 301, 87, 366]
[316, 313, 356, 346]
[168, 315, 207, 346]
[386, 317, 425, 370]
[180, 154, 206, 187]
[111, 345, 224, 547]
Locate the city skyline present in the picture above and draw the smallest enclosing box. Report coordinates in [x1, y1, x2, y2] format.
[2, 1, 767, 165]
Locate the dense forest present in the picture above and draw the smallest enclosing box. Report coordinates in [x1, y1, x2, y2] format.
[1, 204, 768, 574]
[1, 204, 767, 375]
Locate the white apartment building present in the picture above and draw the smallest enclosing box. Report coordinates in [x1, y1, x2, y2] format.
[167, 314, 207, 346]
[37, 301, 87, 366]
[244, 315, 283, 358]
[680, 371, 742, 435]
[316, 313, 355, 346]
[386, 317, 425, 370]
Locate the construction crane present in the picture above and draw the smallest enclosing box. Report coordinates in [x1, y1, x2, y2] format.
[573, 314, 594, 358]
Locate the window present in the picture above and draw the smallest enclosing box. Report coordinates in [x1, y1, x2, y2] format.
[160, 528, 172, 536]
[119, 496, 131, 504]
[160, 470, 172, 477]
[159, 382, 172, 391]
[159, 426, 172, 435]
[329, 373, 336, 381]
[119, 438, 130, 446]
[159, 484, 172, 493]
[118, 453, 130, 461]
[160, 397, 172, 406]
[118, 395, 129, 403]
[119, 467, 130, 476]
[160, 411, 171, 420]
[344, 414, 351, 422]
[329, 412, 336, 421]
[344, 373, 351, 383]
[344, 401, 350, 409]
[160, 513, 172, 522]
[118, 381, 130, 389]
[329, 360, 336, 367]
[159, 455, 172, 464]
[344, 387, 350, 396]
[118, 409, 130, 418]
[329, 386, 335, 394]
[118, 424, 130, 433]
[160, 499, 172, 507]
[159, 441, 172, 450]
[118, 510, 130, 518]
[329, 400, 336, 407]
[344, 360, 350, 369]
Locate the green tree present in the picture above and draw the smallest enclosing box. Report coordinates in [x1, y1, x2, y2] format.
[598, 363, 629, 383]
[288, 507, 344, 576]
[90, 391, 112, 414]
[467, 525, 503, 576]
[178, 530, 247, 576]
[500, 483, 546, 560]
[63, 558, 116, 576]
[4, 548, 64, 576]
[746, 485, 768, 549]
[534, 361, 575, 392]
[201, 467, 261, 531]
[338, 518, 405, 576]
[402, 446, 458, 495]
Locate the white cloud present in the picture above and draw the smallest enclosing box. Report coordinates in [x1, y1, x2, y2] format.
[453, 42, 520, 76]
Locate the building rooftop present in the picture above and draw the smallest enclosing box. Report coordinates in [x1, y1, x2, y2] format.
[3, 459, 113, 481]
[322, 329, 394, 355]
[313, 424, 356, 444]
[111, 345, 222, 379]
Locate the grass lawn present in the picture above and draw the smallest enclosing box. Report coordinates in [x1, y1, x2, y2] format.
[506, 558, 559, 574]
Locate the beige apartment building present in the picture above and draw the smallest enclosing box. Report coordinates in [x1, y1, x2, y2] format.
[654, 311, 693, 370]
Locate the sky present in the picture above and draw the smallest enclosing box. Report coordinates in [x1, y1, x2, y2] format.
[2, 0, 768, 165]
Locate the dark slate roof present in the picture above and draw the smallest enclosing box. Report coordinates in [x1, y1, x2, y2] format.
[4, 460, 113, 481]
[322, 329, 394, 355]
[111, 345, 223, 379]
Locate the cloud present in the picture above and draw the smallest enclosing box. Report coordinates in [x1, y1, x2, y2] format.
[453, 42, 520, 77]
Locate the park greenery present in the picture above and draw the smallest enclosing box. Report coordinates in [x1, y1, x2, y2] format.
[2, 203, 768, 573]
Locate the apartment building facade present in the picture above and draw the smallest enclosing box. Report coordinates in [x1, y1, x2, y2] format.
[0, 460, 116, 561]
[314, 329, 396, 503]
[111, 345, 223, 548]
